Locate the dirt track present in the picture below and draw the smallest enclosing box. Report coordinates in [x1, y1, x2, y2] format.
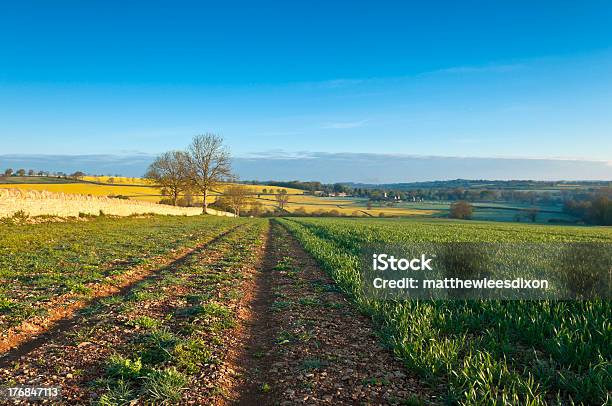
[223, 220, 432, 405]
[0, 219, 433, 405]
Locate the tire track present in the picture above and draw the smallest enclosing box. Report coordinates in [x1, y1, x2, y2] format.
[0, 224, 244, 369]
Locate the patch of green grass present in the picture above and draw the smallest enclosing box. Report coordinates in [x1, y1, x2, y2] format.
[127, 289, 163, 303]
[128, 316, 162, 330]
[273, 257, 293, 271]
[0, 295, 16, 313]
[270, 300, 293, 311]
[135, 328, 180, 366]
[96, 379, 136, 406]
[141, 368, 187, 404]
[173, 338, 214, 374]
[362, 377, 391, 386]
[298, 297, 321, 307]
[100, 295, 123, 307]
[106, 355, 144, 381]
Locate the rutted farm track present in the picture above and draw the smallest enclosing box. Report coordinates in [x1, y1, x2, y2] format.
[0, 217, 433, 405]
[0, 220, 268, 404]
[223, 221, 430, 405]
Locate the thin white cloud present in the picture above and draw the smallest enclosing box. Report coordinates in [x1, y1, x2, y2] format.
[321, 119, 369, 129]
[430, 63, 526, 75]
[288, 62, 527, 90]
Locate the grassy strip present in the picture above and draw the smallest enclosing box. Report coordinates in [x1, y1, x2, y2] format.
[278, 218, 612, 405]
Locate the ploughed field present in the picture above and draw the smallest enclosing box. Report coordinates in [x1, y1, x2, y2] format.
[279, 217, 612, 405]
[0, 215, 609, 405]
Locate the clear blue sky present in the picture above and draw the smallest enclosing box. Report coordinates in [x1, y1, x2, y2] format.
[1, 1, 611, 164]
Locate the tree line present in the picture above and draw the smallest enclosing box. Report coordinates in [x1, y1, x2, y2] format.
[563, 191, 612, 225]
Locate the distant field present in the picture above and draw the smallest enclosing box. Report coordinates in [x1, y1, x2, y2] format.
[252, 194, 441, 217]
[0, 176, 81, 184]
[1, 177, 433, 217]
[0, 177, 582, 221]
[0, 177, 304, 205]
[387, 200, 579, 223]
[0, 188, 232, 218]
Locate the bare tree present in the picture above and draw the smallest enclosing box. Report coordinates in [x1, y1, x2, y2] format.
[145, 150, 190, 206]
[275, 189, 289, 210]
[247, 200, 264, 217]
[221, 185, 254, 216]
[187, 134, 233, 214]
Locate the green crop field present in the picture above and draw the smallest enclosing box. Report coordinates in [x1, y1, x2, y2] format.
[278, 217, 612, 405]
[0, 215, 244, 329]
[0, 215, 610, 404]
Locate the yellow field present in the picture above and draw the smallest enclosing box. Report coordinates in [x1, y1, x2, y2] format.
[0, 183, 162, 202]
[82, 175, 153, 185]
[0, 179, 303, 204]
[2, 179, 436, 217]
[0, 188, 236, 218]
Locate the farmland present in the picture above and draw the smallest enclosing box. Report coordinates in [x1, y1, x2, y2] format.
[279, 217, 612, 405]
[0, 216, 244, 339]
[1, 176, 441, 218]
[0, 176, 304, 204]
[0, 215, 610, 404]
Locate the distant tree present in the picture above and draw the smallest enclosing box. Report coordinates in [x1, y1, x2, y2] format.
[333, 183, 347, 194]
[187, 134, 233, 214]
[107, 177, 115, 184]
[222, 185, 254, 216]
[16, 169, 26, 176]
[588, 195, 612, 226]
[145, 151, 190, 206]
[27, 169, 35, 176]
[247, 200, 264, 217]
[178, 190, 194, 207]
[37, 171, 44, 176]
[71, 171, 85, 179]
[526, 208, 539, 223]
[367, 201, 373, 210]
[449, 201, 473, 219]
[275, 189, 289, 210]
[3, 168, 12, 177]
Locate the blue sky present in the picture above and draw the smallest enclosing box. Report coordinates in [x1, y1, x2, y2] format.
[0, 1, 611, 180]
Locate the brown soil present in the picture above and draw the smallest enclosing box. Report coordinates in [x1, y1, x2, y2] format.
[222, 220, 434, 405]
